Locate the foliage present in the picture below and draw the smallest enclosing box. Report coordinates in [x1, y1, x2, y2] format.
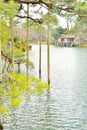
[42, 13, 58, 26]
[65, 27, 76, 35]
[0, 0, 19, 18]
[2, 46, 34, 69]
[75, 1, 87, 18]
[0, 0, 20, 47]
[52, 26, 66, 40]
[0, 19, 9, 43]
[0, 73, 50, 116]
[71, 0, 87, 44]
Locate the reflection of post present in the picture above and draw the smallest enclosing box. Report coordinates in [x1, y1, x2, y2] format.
[39, 24, 42, 79]
[0, 16, 2, 82]
[44, 90, 51, 123]
[0, 121, 3, 130]
[26, 4, 29, 78]
[10, 109, 17, 130]
[47, 9, 50, 84]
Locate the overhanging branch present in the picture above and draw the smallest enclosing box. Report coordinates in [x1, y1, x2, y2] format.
[58, 6, 74, 12]
[16, 15, 43, 24]
[5, 0, 53, 8]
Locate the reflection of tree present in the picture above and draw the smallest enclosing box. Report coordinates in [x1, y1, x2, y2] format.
[10, 110, 17, 130]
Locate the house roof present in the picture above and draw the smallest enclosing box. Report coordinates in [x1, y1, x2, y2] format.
[60, 35, 75, 39]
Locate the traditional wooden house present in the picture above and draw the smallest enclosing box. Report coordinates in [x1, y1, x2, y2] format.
[58, 35, 75, 47]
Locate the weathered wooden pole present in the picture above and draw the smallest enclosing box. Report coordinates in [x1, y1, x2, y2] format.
[0, 16, 2, 82]
[0, 121, 3, 130]
[10, 17, 14, 72]
[2, 59, 7, 73]
[0, 38, 2, 82]
[47, 9, 50, 84]
[26, 3, 29, 78]
[18, 63, 20, 73]
[39, 24, 42, 79]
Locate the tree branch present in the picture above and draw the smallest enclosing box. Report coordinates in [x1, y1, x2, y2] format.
[5, 0, 53, 8]
[58, 6, 74, 12]
[16, 14, 43, 23]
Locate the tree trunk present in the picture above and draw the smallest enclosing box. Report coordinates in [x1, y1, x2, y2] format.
[0, 39, 2, 82]
[0, 16, 2, 82]
[47, 10, 50, 84]
[18, 63, 20, 73]
[10, 17, 14, 72]
[2, 59, 7, 73]
[26, 4, 29, 78]
[39, 25, 42, 79]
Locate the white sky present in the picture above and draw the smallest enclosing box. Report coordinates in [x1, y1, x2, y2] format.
[22, 4, 67, 28]
[57, 16, 67, 28]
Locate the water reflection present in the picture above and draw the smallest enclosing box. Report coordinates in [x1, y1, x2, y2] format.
[4, 46, 87, 130]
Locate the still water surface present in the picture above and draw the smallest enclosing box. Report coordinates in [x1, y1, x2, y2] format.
[4, 45, 87, 130]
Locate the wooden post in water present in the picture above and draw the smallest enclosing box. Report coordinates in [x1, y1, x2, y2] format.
[26, 4, 29, 78]
[39, 24, 42, 79]
[18, 63, 20, 73]
[47, 9, 50, 84]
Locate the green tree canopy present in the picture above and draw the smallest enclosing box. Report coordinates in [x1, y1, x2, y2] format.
[52, 26, 66, 40]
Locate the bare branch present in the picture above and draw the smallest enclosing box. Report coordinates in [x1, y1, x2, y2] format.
[16, 14, 43, 23]
[58, 6, 74, 12]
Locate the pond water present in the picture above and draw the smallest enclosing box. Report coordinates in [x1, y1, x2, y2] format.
[4, 45, 87, 130]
